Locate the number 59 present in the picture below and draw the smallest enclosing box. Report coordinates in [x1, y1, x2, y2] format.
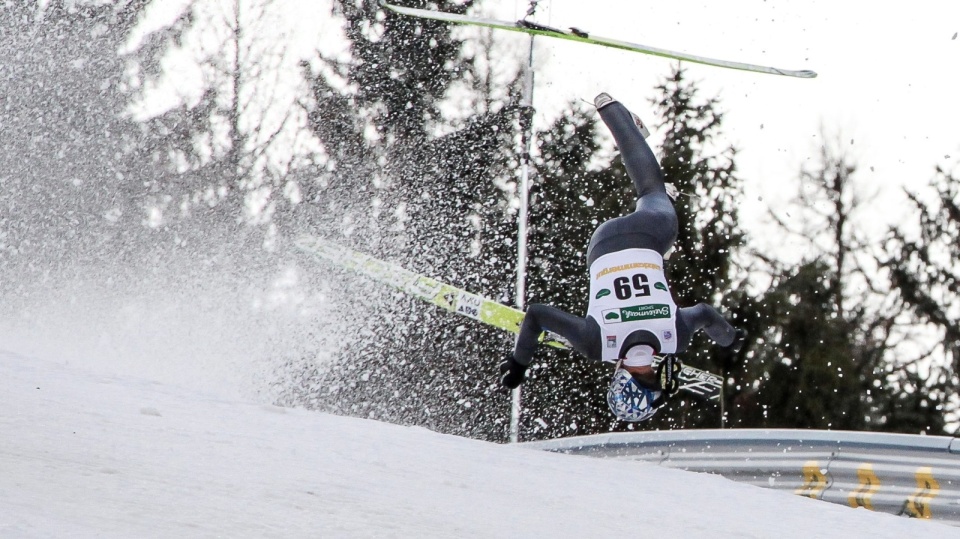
[613, 273, 650, 300]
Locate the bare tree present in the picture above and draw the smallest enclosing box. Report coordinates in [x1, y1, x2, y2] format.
[129, 0, 303, 240]
[883, 161, 960, 433]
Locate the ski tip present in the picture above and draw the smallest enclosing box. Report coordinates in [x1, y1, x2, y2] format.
[771, 68, 817, 79]
[789, 69, 818, 79]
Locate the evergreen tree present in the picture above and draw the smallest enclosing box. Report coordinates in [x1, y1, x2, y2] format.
[298, 0, 481, 247]
[881, 161, 960, 434]
[743, 260, 867, 429]
[735, 138, 921, 431]
[279, 1, 524, 441]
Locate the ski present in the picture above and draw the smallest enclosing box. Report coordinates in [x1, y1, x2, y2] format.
[295, 235, 723, 401]
[380, 1, 816, 79]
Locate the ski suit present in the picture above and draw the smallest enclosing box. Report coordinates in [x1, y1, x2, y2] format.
[512, 99, 737, 366]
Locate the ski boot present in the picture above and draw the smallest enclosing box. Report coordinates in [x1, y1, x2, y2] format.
[594, 92, 650, 139]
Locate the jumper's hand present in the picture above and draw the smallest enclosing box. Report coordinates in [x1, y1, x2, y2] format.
[727, 329, 747, 353]
[499, 356, 528, 389]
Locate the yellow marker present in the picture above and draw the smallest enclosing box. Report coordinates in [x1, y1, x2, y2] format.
[904, 467, 940, 519]
[848, 463, 880, 510]
[795, 461, 829, 499]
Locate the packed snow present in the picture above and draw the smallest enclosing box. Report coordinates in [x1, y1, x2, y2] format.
[0, 350, 952, 538]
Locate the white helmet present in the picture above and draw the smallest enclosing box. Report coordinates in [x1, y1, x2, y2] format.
[606, 368, 662, 422]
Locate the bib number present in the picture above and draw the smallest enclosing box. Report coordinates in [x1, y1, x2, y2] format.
[613, 273, 651, 300]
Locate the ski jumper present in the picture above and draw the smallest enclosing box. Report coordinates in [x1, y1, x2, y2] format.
[587, 248, 680, 360]
[512, 99, 737, 366]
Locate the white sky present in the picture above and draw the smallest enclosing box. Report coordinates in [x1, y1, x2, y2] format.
[3, 350, 954, 537]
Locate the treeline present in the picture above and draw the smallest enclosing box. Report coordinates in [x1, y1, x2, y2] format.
[2, 1, 957, 441]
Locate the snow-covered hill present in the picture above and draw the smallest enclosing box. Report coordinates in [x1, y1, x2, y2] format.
[0, 351, 951, 538]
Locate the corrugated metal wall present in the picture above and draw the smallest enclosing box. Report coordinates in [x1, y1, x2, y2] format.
[524, 429, 960, 525]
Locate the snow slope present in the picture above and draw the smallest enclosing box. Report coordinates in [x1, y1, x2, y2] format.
[0, 351, 951, 538]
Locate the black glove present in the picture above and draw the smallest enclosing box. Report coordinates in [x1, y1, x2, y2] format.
[656, 355, 681, 397]
[727, 329, 747, 353]
[499, 355, 528, 389]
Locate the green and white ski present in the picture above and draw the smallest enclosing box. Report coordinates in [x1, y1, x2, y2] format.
[380, 1, 816, 79]
[295, 235, 723, 401]
[294, 235, 570, 349]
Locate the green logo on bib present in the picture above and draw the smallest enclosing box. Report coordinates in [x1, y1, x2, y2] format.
[596, 288, 611, 299]
[621, 304, 671, 321]
[602, 304, 671, 324]
[654, 282, 667, 292]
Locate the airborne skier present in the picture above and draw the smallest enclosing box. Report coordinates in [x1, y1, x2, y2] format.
[500, 93, 745, 422]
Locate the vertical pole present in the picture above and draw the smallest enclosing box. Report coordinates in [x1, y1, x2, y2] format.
[720, 377, 726, 428]
[509, 33, 536, 444]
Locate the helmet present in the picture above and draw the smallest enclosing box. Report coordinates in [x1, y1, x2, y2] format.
[606, 368, 662, 422]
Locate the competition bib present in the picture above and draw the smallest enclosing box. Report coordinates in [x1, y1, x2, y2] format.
[586, 249, 679, 361]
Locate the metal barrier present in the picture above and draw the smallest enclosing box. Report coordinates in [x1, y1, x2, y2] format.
[524, 429, 960, 525]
